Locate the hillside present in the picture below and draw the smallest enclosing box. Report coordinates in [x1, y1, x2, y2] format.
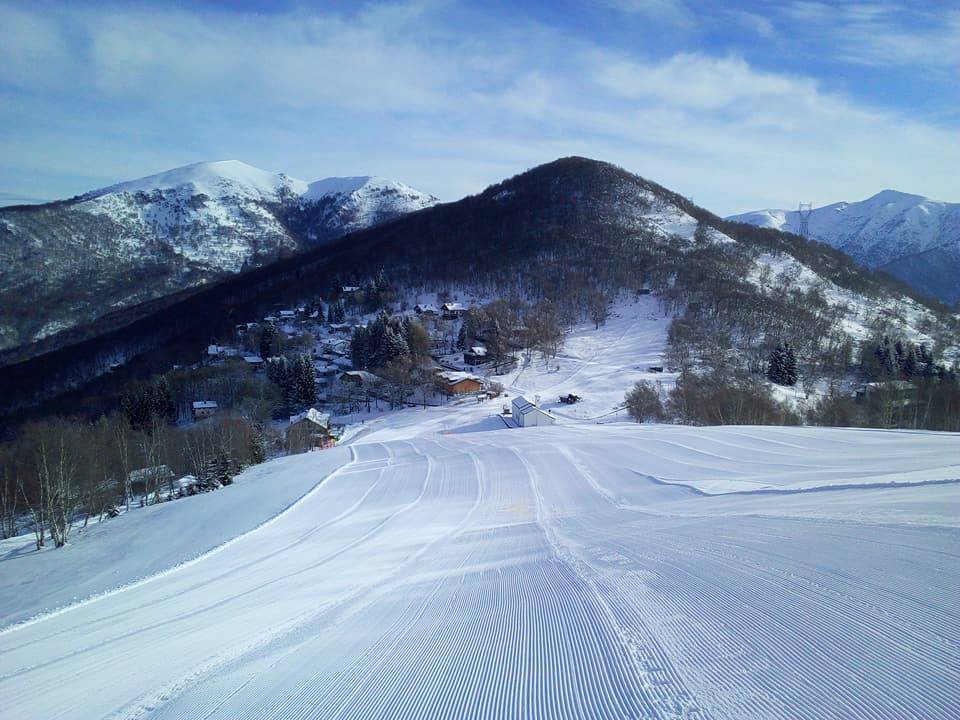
[1, 157, 957, 416]
[0, 161, 436, 354]
[729, 190, 960, 305]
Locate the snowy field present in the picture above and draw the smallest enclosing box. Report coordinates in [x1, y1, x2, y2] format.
[502, 295, 676, 420]
[1, 415, 958, 719]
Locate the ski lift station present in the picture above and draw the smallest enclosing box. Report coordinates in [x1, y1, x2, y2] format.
[511, 396, 556, 428]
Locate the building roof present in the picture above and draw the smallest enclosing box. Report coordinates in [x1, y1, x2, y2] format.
[864, 380, 917, 390]
[512, 396, 537, 414]
[342, 370, 380, 383]
[207, 344, 221, 355]
[511, 396, 554, 417]
[128, 465, 173, 482]
[243, 355, 264, 364]
[467, 346, 488, 356]
[191, 400, 218, 410]
[289, 408, 330, 428]
[441, 302, 465, 311]
[438, 370, 483, 386]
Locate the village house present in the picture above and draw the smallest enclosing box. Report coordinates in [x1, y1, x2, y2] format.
[437, 371, 484, 396]
[415, 303, 439, 316]
[341, 370, 381, 386]
[127, 465, 175, 496]
[191, 400, 218, 420]
[286, 408, 336, 452]
[243, 355, 265, 370]
[441, 302, 467, 319]
[512, 396, 556, 428]
[856, 380, 917, 406]
[463, 346, 488, 366]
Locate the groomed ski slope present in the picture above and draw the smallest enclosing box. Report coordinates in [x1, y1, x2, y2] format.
[1, 424, 958, 719]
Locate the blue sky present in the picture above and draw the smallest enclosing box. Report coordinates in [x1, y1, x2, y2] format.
[1, 0, 957, 214]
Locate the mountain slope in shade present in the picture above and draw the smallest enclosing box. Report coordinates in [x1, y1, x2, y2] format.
[728, 190, 960, 304]
[0, 161, 437, 351]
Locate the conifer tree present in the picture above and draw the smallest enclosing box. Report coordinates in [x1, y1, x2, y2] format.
[767, 342, 798, 386]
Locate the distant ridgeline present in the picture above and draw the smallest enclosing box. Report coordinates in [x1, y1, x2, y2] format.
[1, 157, 957, 428]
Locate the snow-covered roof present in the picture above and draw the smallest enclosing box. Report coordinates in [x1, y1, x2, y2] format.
[289, 408, 330, 428]
[243, 355, 264, 364]
[441, 302, 465, 311]
[342, 370, 380, 383]
[192, 400, 218, 410]
[207, 344, 221, 355]
[467, 346, 488, 356]
[438, 371, 483, 385]
[128, 465, 173, 482]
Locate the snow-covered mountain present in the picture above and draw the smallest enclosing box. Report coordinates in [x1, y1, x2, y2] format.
[0, 161, 437, 351]
[728, 190, 960, 304]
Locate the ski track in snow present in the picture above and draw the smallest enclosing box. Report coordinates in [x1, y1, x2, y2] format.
[1, 425, 958, 719]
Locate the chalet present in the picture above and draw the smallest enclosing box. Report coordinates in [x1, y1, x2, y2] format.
[856, 380, 916, 406]
[287, 408, 336, 451]
[464, 346, 488, 366]
[278, 309, 296, 320]
[441, 302, 467, 319]
[415, 304, 439, 316]
[437, 371, 483, 395]
[511, 396, 556, 427]
[341, 370, 381, 386]
[191, 400, 218, 420]
[315, 363, 340, 379]
[243, 355, 265, 370]
[342, 285, 361, 294]
[127, 465, 174, 495]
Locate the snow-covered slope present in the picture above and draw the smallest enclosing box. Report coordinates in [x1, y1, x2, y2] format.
[0, 162, 437, 352]
[1, 419, 958, 719]
[729, 190, 960, 303]
[298, 175, 437, 238]
[81, 160, 311, 201]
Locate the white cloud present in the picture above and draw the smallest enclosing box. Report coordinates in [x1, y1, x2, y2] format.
[0, 1, 957, 213]
[781, 1, 960, 69]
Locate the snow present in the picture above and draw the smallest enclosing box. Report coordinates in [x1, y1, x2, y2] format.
[1, 420, 957, 719]
[729, 189, 960, 266]
[83, 160, 310, 201]
[301, 175, 438, 224]
[0, 448, 350, 628]
[502, 295, 676, 420]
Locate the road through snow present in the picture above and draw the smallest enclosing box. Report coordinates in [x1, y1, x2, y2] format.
[1, 424, 958, 719]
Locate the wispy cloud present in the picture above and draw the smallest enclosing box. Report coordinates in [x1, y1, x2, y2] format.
[781, 1, 960, 69]
[0, 1, 956, 213]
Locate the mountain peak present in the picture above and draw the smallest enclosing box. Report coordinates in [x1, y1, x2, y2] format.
[863, 189, 926, 205]
[81, 160, 309, 200]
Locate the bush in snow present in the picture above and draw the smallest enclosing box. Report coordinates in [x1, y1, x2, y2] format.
[625, 381, 664, 423]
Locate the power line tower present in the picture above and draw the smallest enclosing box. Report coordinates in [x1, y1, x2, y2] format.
[797, 202, 813, 238]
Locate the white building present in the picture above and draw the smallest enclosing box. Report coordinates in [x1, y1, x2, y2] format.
[191, 400, 218, 419]
[511, 396, 556, 428]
